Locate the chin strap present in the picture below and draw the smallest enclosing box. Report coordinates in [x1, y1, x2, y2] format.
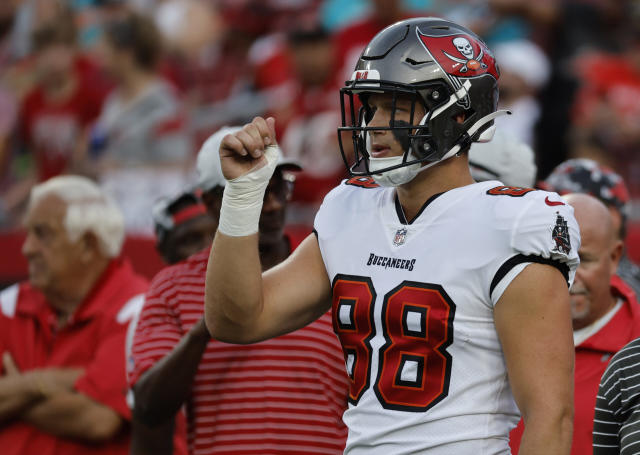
[413, 109, 511, 176]
[465, 109, 511, 142]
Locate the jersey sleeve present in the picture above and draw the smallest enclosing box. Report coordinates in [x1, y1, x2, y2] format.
[490, 191, 581, 305]
[74, 293, 146, 420]
[127, 273, 184, 388]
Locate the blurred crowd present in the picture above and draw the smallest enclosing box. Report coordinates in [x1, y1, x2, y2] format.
[0, 0, 638, 235]
[0, 2, 640, 454]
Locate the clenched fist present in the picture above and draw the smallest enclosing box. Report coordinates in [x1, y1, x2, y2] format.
[219, 116, 277, 181]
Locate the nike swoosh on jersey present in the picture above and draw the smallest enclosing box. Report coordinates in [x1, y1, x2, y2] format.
[545, 196, 565, 206]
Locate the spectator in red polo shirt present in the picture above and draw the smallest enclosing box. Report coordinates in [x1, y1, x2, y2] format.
[509, 193, 640, 455]
[0, 175, 148, 455]
[128, 126, 349, 454]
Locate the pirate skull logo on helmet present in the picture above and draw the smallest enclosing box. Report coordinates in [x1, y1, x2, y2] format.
[453, 37, 473, 59]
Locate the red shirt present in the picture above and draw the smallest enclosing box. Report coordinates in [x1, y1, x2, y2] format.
[571, 52, 640, 198]
[573, 54, 640, 125]
[130, 234, 349, 454]
[509, 275, 640, 454]
[19, 55, 109, 181]
[251, 33, 341, 141]
[0, 259, 148, 455]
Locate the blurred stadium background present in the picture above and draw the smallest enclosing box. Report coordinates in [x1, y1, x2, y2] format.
[0, 0, 639, 287]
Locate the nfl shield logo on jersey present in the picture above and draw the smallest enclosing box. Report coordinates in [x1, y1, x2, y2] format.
[393, 227, 407, 246]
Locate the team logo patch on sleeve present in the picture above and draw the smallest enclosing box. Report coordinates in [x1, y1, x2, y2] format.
[551, 212, 571, 255]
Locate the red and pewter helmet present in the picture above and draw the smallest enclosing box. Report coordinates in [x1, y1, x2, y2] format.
[338, 17, 508, 186]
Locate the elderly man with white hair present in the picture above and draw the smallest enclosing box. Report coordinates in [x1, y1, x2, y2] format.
[0, 175, 149, 455]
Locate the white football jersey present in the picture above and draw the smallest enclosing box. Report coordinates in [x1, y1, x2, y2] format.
[314, 178, 580, 454]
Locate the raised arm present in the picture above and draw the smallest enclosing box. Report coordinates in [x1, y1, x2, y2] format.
[207, 232, 332, 343]
[204, 117, 332, 343]
[495, 263, 574, 455]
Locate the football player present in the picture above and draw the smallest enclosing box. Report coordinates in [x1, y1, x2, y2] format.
[204, 17, 580, 454]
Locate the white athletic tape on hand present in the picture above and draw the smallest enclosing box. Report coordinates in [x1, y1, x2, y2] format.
[218, 145, 280, 237]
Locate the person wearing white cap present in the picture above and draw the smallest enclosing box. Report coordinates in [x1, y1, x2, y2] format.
[469, 130, 538, 188]
[127, 128, 349, 455]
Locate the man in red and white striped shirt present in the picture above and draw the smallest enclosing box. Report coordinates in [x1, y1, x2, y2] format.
[129, 127, 349, 455]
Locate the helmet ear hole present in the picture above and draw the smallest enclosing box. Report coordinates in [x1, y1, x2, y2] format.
[417, 82, 453, 112]
[410, 133, 436, 160]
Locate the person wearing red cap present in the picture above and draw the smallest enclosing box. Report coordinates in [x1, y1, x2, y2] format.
[0, 175, 148, 455]
[128, 127, 348, 455]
